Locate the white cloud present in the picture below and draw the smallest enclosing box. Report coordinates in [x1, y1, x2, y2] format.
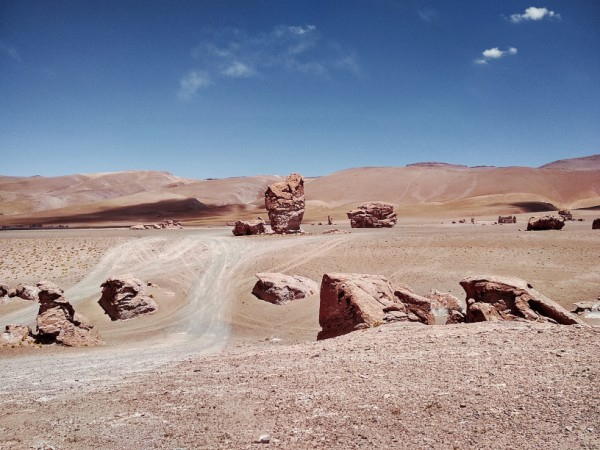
[178, 71, 210, 100]
[509, 6, 561, 23]
[0, 42, 22, 62]
[418, 8, 438, 23]
[179, 24, 359, 98]
[474, 47, 518, 65]
[221, 61, 255, 78]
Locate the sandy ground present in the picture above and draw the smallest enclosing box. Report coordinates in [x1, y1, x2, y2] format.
[0, 221, 599, 449]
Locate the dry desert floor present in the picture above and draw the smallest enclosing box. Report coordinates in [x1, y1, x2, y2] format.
[0, 217, 599, 449]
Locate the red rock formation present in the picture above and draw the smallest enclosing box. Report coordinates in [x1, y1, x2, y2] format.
[460, 275, 586, 325]
[98, 276, 158, 321]
[36, 281, 103, 346]
[347, 203, 397, 228]
[232, 218, 266, 236]
[251, 273, 318, 305]
[527, 215, 565, 231]
[264, 173, 305, 233]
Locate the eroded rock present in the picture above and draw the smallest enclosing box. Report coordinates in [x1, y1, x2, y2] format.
[0, 283, 8, 297]
[527, 215, 565, 231]
[99, 276, 158, 321]
[232, 218, 266, 236]
[264, 173, 305, 233]
[1, 324, 35, 346]
[593, 218, 600, 230]
[15, 284, 38, 301]
[36, 281, 103, 346]
[347, 203, 397, 228]
[394, 286, 435, 325]
[460, 275, 586, 326]
[252, 273, 318, 305]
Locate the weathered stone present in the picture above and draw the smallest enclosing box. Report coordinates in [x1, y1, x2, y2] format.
[1, 324, 33, 344]
[36, 281, 103, 346]
[265, 173, 305, 233]
[427, 290, 463, 312]
[460, 275, 586, 326]
[593, 218, 600, 230]
[394, 286, 435, 325]
[232, 218, 266, 236]
[573, 301, 600, 314]
[558, 209, 573, 220]
[446, 310, 466, 324]
[15, 284, 38, 301]
[0, 283, 8, 297]
[498, 215, 516, 224]
[347, 203, 397, 228]
[318, 273, 407, 340]
[252, 273, 318, 305]
[98, 276, 158, 321]
[527, 215, 565, 231]
[130, 224, 145, 230]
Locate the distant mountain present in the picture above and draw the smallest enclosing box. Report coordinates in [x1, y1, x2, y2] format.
[1, 155, 599, 226]
[539, 154, 600, 170]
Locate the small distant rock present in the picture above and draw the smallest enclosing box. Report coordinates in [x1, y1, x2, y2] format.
[36, 281, 103, 347]
[347, 203, 397, 228]
[1, 324, 35, 346]
[322, 229, 351, 234]
[15, 284, 38, 301]
[527, 215, 565, 231]
[98, 276, 158, 321]
[254, 433, 271, 444]
[592, 218, 600, 230]
[232, 218, 266, 236]
[0, 283, 9, 297]
[252, 273, 318, 305]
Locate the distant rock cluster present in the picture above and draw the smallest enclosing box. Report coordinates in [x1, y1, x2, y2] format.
[347, 203, 397, 228]
[130, 219, 183, 230]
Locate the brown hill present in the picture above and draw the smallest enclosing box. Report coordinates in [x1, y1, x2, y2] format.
[1, 155, 599, 226]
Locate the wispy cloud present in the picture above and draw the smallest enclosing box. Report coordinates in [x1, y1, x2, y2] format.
[178, 71, 211, 100]
[179, 24, 359, 99]
[417, 8, 438, 23]
[0, 42, 22, 62]
[509, 6, 561, 23]
[474, 47, 518, 65]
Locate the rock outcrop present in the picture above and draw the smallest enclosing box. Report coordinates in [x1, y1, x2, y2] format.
[232, 218, 267, 236]
[460, 276, 586, 326]
[347, 203, 397, 228]
[394, 285, 435, 325]
[593, 218, 600, 230]
[98, 276, 158, 321]
[0, 325, 35, 347]
[36, 281, 103, 346]
[527, 215, 565, 231]
[264, 173, 305, 233]
[15, 284, 38, 301]
[251, 273, 318, 305]
[318, 273, 429, 340]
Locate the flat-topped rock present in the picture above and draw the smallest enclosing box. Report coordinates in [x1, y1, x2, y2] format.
[527, 215, 565, 231]
[252, 273, 318, 305]
[347, 203, 397, 228]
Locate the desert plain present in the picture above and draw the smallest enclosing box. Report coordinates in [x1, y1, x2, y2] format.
[1, 157, 600, 449]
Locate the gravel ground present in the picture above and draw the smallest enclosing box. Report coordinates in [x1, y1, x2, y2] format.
[1, 322, 598, 449]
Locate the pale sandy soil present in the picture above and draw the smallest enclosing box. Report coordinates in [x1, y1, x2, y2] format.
[0, 223, 599, 449]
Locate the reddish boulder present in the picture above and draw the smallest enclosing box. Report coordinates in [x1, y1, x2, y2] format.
[36, 281, 103, 346]
[252, 273, 318, 305]
[1, 324, 35, 346]
[593, 218, 600, 230]
[98, 276, 158, 321]
[318, 273, 405, 340]
[232, 218, 266, 236]
[347, 203, 397, 228]
[427, 290, 464, 325]
[394, 286, 435, 325]
[527, 215, 565, 231]
[460, 275, 586, 326]
[15, 284, 38, 301]
[264, 173, 305, 233]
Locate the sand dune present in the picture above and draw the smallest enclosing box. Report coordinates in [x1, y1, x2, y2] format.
[1, 155, 599, 226]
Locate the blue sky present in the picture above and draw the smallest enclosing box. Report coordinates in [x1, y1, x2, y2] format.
[1, 1, 599, 178]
